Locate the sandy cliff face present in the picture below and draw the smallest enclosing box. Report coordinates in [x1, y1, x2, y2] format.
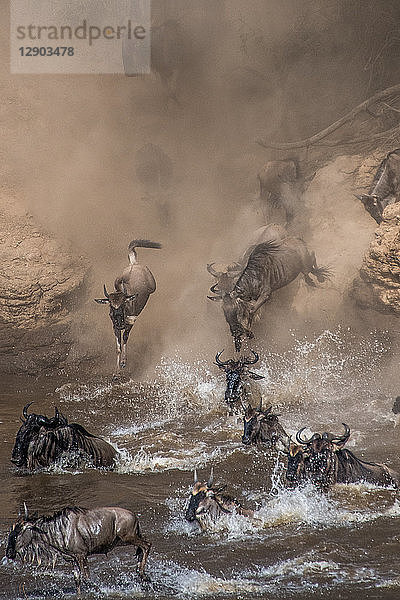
[0, 195, 89, 374]
[351, 202, 400, 315]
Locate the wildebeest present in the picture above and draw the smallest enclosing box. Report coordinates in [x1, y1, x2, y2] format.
[285, 423, 399, 491]
[206, 224, 288, 296]
[95, 239, 161, 372]
[392, 396, 400, 414]
[6, 504, 151, 595]
[215, 349, 264, 413]
[242, 403, 289, 450]
[258, 159, 300, 224]
[185, 469, 254, 530]
[357, 148, 400, 223]
[11, 403, 117, 471]
[208, 235, 330, 351]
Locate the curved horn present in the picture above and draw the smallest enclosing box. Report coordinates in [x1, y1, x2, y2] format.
[332, 423, 350, 443]
[22, 402, 34, 420]
[207, 467, 214, 488]
[210, 284, 220, 294]
[296, 427, 314, 445]
[215, 350, 229, 366]
[103, 284, 110, 298]
[23, 502, 29, 520]
[243, 350, 259, 365]
[227, 262, 243, 272]
[194, 469, 198, 484]
[207, 263, 221, 278]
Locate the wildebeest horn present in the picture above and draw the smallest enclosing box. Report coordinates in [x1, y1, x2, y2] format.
[243, 350, 259, 365]
[332, 423, 350, 443]
[227, 262, 243, 272]
[210, 284, 220, 294]
[258, 397, 263, 411]
[296, 427, 314, 445]
[207, 467, 214, 488]
[22, 402, 34, 420]
[194, 469, 198, 484]
[207, 263, 222, 278]
[215, 350, 229, 366]
[23, 502, 29, 520]
[103, 284, 110, 298]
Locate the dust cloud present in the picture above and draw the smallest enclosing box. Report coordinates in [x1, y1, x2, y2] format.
[2, 0, 400, 375]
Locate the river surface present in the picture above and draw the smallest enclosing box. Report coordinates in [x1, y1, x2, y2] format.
[1, 328, 400, 599]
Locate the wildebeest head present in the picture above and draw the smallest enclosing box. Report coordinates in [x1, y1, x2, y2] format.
[185, 469, 216, 524]
[357, 194, 384, 224]
[285, 424, 350, 490]
[215, 350, 262, 408]
[185, 469, 249, 528]
[94, 285, 137, 330]
[207, 264, 253, 351]
[242, 403, 286, 449]
[11, 403, 66, 467]
[6, 503, 41, 561]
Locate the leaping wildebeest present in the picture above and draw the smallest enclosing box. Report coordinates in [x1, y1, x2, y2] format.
[285, 423, 399, 491]
[215, 349, 264, 413]
[258, 159, 301, 224]
[185, 469, 254, 530]
[11, 403, 117, 471]
[357, 148, 400, 223]
[95, 239, 161, 372]
[208, 235, 330, 351]
[242, 402, 289, 450]
[6, 504, 151, 595]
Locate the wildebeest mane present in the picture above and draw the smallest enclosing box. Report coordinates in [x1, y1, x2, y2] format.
[336, 449, 397, 487]
[26, 425, 116, 470]
[234, 240, 289, 299]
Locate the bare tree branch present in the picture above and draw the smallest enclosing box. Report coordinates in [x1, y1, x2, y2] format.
[257, 83, 400, 150]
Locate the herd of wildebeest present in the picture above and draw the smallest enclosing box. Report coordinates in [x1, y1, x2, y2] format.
[5, 150, 400, 595]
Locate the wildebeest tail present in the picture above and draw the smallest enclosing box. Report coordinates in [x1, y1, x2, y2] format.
[128, 239, 162, 251]
[312, 265, 332, 283]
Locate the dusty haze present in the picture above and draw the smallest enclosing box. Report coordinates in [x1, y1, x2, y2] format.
[2, 0, 400, 375]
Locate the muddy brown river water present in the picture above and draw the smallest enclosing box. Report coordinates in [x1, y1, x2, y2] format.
[1, 328, 400, 599]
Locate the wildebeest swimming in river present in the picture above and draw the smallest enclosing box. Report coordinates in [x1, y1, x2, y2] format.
[208, 233, 331, 351]
[242, 402, 289, 450]
[95, 239, 161, 373]
[185, 469, 254, 530]
[6, 504, 151, 595]
[357, 148, 400, 223]
[215, 349, 264, 413]
[11, 403, 117, 471]
[285, 423, 399, 492]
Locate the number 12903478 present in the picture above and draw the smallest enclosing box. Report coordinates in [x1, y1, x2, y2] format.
[19, 47, 74, 56]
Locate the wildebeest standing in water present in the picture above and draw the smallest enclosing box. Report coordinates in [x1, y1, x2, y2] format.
[95, 239, 161, 373]
[357, 148, 400, 223]
[242, 402, 289, 450]
[208, 236, 330, 351]
[185, 469, 254, 530]
[11, 403, 117, 470]
[215, 349, 264, 413]
[6, 504, 151, 595]
[286, 423, 399, 491]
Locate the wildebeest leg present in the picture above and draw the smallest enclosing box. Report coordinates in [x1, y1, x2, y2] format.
[74, 556, 90, 596]
[120, 325, 133, 369]
[249, 291, 271, 314]
[119, 525, 151, 580]
[73, 561, 83, 597]
[114, 327, 122, 372]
